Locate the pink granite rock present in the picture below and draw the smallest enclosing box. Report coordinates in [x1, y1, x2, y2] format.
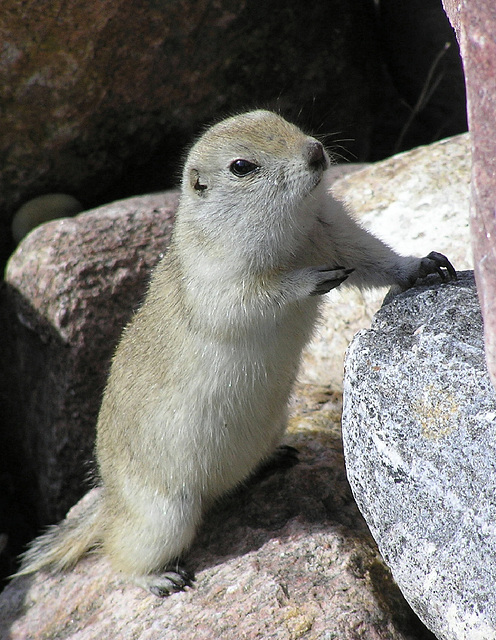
[0, 388, 433, 640]
[442, 0, 496, 389]
[2, 192, 177, 524]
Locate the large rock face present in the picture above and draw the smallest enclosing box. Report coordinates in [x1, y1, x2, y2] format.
[0, 0, 380, 261]
[442, 1, 496, 391]
[342, 271, 496, 640]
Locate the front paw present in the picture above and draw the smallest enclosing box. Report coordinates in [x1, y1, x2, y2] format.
[309, 265, 354, 296]
[418, 251, 457, 281]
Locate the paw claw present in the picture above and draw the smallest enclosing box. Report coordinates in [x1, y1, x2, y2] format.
[310, 264, 354, 296]
[420, 251, 457, 281]
[137, 565, 195, 597]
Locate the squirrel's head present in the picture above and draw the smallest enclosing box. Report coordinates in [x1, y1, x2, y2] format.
[183, 110, 328, 208]
[178, 110, 330, 266]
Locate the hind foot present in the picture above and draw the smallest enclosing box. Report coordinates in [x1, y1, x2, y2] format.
[135, 564, 195, 597]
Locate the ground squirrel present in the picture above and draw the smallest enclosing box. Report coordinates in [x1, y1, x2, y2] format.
[15, 110, 456, 596]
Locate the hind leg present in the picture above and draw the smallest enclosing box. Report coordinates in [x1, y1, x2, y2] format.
[102, 489, 202, 596]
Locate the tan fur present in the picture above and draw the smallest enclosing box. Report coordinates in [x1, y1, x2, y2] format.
[16, 110, 455, 595]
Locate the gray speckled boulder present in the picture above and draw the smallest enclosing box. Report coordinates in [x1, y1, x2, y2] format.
[342, 271, 496, 640]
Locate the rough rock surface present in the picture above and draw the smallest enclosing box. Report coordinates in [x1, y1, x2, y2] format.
[303, 133, 472, 389]
[0, 387, 435, 640]
[442, 0, 496, 390]
[342, 271, 496, 640]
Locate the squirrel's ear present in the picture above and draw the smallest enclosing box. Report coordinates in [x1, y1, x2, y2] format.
[190, 169, 208, 196]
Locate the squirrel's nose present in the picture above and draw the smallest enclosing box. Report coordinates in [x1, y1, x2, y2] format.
[306, 140, 328, 171]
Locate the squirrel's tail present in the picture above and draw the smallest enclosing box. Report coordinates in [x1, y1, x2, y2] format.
[13, 488, 103, 577]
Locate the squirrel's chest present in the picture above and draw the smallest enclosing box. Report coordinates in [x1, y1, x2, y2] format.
[196, 300, 318, 384]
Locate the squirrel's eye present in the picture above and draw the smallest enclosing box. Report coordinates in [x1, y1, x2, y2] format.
[193, 177, 207, 192]
[229, 159, 259, 177]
